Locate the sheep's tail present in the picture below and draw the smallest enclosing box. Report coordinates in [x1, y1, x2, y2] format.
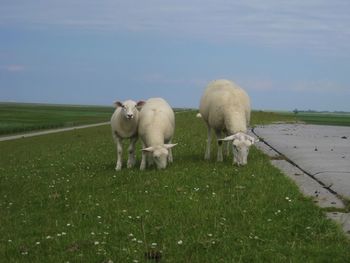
[196, 113, 202, 118]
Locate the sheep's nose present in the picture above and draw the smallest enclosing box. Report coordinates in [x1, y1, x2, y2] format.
[127, 114, 133, 119]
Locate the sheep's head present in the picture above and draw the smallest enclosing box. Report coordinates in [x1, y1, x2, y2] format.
[114, 100, 145, 120]
[219, 132, 258, 166]
[142, 144, 177, 169]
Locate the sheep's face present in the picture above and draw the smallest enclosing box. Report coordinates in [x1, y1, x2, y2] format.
[219, 132, 258, 166]
[142, 144, 177, 169]
[114, 100, 145, 120]
[232, 139, 251, 166]
[152, 147, 169, 169]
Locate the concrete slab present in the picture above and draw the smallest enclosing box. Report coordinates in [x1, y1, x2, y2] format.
[250, 127, 350, 238]
[249, 132, 345, 209]
[253, 124, 350, 199]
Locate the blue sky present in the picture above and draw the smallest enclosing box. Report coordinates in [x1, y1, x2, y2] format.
[1, 0, 350, 111]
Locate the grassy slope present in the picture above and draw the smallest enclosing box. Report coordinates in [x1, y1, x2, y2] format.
[0, 111, 349, 262]
[0, 103, 113, 135]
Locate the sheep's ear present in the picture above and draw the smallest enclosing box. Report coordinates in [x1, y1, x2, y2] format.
[141, 146, 154, 152]
[164, 143, 177, 149]
[219, 134, 238, 142]
[136, 100, 146, 110]
[114, 101, 123, 108]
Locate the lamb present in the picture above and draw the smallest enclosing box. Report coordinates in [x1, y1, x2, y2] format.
[138, 98, 177, 170]
[111, 99, 145, 171]
[199, 79, 258, 166]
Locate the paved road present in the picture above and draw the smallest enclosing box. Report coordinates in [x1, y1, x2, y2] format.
[254, 124, 350, 199]
[0, 122, 110, 142]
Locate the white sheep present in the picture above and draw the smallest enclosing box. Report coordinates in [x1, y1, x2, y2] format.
[111, 99, 145, 171]
[138, 98, 177, 170]
[199, 79, 258, 165]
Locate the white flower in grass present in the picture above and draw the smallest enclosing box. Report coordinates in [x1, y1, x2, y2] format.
[35, 241, 40, 245]
[151, 242, 157, 247]
[207, 233, 213, 237]
[137, 240, 143, 244]
[128, 233, 134, 237]
[94, 241, 99, 245]
[145, 210, 150, 213]
[91, 232, 95, 235]
[46, 235, 52, 239]
[177, 240, 183, 245]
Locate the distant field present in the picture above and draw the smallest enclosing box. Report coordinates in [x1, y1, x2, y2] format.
[1, 111, 349, 262]
[0, 103, 113, 135]
[284, 111, 350, 126]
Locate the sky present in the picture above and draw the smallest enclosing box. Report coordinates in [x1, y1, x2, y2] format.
[1, 0, 350, 111]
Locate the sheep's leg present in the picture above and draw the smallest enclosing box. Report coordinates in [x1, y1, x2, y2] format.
[167, 140, 173, 163]
[127, 137, 137, 168]
[114, 136, 123, 171]
[140, 142, 147, 170]
[204, 125, 212, 160]
[147, 154, 154, 167]
[224, 133, 230, 157]
[216, 130, 223, 162]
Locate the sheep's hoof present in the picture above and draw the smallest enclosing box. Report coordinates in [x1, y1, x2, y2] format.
[115, 165, 122, 171]
[127, 161, 135, 168]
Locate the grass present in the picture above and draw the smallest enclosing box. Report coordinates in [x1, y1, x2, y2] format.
[1, 111, 350, 262]
[284, 111, 350, 126]
[0, 102, 113, 135]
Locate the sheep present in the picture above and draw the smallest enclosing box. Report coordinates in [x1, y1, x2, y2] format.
[111, 99, 145, 171]
[199, 79, 258, 166]
[138, 98, 177, 170]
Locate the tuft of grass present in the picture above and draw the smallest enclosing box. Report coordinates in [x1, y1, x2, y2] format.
[1, 111, 350, 262]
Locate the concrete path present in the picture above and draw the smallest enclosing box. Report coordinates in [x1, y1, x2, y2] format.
[253, 124, 350, 199]
[0, 122, 110, 142]
[252, 124, 350, 237]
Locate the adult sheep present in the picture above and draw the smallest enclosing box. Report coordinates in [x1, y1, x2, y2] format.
[199, 79, 258, 166]
[138, 98, 177, 170]
[111, 99, 145, 171]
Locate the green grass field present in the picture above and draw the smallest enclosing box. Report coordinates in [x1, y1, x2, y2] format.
[0, 103, 113, 135]
[1, 111, 349, 262]
[286, 111, 350, 126]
